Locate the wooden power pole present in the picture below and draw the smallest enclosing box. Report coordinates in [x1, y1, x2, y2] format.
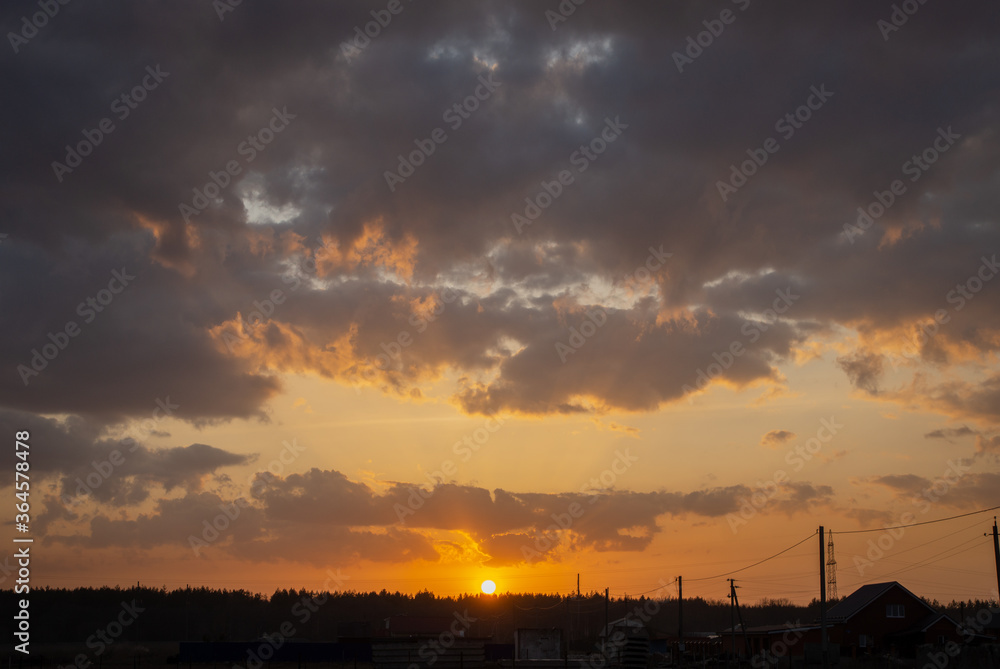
[678, 576, 684, 668]
[993, 518, 1000, 600]
[601, 587, 610, 661]
[820, 526, 829, 669]
[728, 579, 736, 668]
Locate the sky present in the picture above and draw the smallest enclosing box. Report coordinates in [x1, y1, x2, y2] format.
[1, 0, 999, 606]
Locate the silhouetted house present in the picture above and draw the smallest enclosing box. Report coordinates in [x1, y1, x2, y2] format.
[382, 615, 465, 637]
[656, 632, 721, 665]
[730, 621, 823, 662]
[514, 628, 561, 659]
[827, 582, 963, 657]
[374, 616, 484, 669]
[599, 617, 649, 669]
[734, 582, 967, 662]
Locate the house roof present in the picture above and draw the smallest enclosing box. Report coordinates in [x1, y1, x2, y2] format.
[384, 615, 457, 636]
[917, 611, 961, 633]
[600, 617, 646, 637]
[826, 582, 936, 623]
[738, 623, 822, 635]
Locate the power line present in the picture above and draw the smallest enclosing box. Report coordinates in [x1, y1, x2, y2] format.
[615, 577, 677, 597]
[838, 535, 991, 592]
[859, 519, 983, 560]
[514, 599, 568, 611]
[835, 505, 1000, 534]
[877, 536, 988, 581]
[686, 532, 817, 582]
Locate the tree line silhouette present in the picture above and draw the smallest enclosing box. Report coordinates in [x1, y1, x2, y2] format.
[2, 586, 993, 647]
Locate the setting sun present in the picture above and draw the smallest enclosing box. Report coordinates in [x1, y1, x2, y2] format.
[481, 580, 496, 594]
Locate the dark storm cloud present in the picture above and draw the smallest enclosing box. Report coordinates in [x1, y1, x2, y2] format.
[0, 236, 280, 421]
[0, 0, 998, 423]
[53, 487, 440, 565]
[0, 408, 253, 506]
[40, 465, 837, 566]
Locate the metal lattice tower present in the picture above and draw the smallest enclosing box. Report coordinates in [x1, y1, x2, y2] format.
[826, 532, 838, 599]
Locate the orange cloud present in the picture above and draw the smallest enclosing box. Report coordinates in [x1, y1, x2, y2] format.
[314, 219, 418, 281]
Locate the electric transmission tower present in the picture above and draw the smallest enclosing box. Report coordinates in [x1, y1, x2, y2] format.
[826, 531, 838, 599]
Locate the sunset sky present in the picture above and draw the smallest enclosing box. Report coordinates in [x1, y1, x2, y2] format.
[2, 1, 999, 606]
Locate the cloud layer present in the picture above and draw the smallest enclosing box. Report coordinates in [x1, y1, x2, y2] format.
[1, 0, 997, 425]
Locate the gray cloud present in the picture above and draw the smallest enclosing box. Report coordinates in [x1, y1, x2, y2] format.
[0, 408, 253, 506]
[924, 425, 977, 440]
[0, 3, 997, 443]
[48, 466, 834, 566]
[761, 429, 796, 448]
[837, 351, 885, 395]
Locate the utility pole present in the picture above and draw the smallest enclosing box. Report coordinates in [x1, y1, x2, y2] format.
[577, 573, 581, 598]
[604, 588, 609, 659]
[992, 518, 1000, 600]
[728, 579, 736, 668]
[819, 526, 829, 669]
[564, 595, 570, 669]
[565, 596, 571, 660]
[512, 601, 517, 669]
[678, 576, 684, 668]
[729, 581, 750, 662]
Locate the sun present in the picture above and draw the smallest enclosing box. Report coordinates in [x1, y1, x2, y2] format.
[481, 579, 496, 594]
